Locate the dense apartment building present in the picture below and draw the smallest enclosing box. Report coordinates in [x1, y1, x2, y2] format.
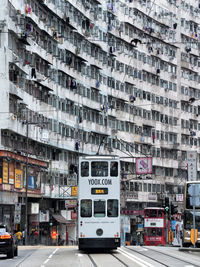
[0, 0, 199, 243]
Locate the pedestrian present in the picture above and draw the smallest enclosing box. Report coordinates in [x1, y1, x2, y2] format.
[34, 229, 39, 245]
[16, 230, 22, 245]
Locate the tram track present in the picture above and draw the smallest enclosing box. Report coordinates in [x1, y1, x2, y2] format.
[87, 251, 129, 267]
[124, 246, 200, 267]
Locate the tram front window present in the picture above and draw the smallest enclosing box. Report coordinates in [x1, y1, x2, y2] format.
[94, 200, 105, 217]
[81, 199, 92, 217]
[110, 162, 118, 177]
[91, 162, 108, 177]
[107, 199, 118, 217]
[184, 211, 200, 230]
[81, 162, 89, 177]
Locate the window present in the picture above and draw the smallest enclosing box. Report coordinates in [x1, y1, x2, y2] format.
[81, 161, 89, 177]
[107, 199, 118, 217]
[81, 199, 92, 217]
[94, 200, 105, 217]
[110, 161, 118, 176]
[91, 161, 108, 177]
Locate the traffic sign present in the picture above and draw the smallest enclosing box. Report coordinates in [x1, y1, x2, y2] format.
[189, 184, 200, 207]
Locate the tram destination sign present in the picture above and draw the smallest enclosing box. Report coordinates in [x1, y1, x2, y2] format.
[91, 188, 108, 195]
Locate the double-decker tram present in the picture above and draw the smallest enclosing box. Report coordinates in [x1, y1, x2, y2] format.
[182, 181, 200, 247]
[144, 207, 167, 246]
[78, 155, 120, 250]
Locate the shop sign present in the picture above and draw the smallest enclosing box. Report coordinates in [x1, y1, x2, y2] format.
[136, 157, 152, 174]
[71, 186, 77, 196]
[138, 224, 143, 230]
[121, 210, 144, 216]
[187, 151, 197, 181]
[176, 194, 183, 202]
[15, 169, 23, 188]
[30, 203, 39, 214]
[9, 162, 14, 185]
[0, 160, 2, 184]
[28, 176, 35, 189]
[14, 213, 21, 224]
[65, 199, 77, 208]
[148, 193, 157, 200]
[71, 210, 77, 220]
[3, 161, 8, 183]
[39, 210, 49, 222]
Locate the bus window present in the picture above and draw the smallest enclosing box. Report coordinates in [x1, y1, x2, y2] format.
[107, 199, 118, 217]
[94, 200, 105, 217]
[110, 162, 118, 176]
[91, 162, 108, 177]
[81, 162, 89, 177]
[81, 200, 92, 217]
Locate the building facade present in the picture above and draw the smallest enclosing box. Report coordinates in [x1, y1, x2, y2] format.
[0, 0, 200, 243]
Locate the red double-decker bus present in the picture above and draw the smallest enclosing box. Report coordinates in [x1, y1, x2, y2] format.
[144, 207, 167, 246]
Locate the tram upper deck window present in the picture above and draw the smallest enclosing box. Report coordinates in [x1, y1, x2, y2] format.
[158, 210, 163, 218]
[110, 161, 118, 176]
[145, 209, 158, 217]
[81, 162, 89, 177]
[94, 200, 105, 217]
[81, 199, 92, 217]
[107, 199, 118, 217]
[91, 162, 108, 177]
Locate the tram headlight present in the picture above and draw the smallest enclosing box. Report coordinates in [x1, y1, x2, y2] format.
[96, 228, 103, 236]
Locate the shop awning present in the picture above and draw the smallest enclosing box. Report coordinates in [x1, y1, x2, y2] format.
[52, 214, 68, 224]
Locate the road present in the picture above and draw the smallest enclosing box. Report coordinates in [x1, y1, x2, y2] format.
[1, 246, 200, 267]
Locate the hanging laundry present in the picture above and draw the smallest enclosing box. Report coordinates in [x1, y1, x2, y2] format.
[173, 23, 177, 29]
[31, 68, 36, 79]
[96, 81, 100, 88]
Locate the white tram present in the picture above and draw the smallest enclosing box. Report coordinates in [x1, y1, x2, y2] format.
[78, 155, 121, 250]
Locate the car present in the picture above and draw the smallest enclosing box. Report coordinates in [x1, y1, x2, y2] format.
[0, 225, 18, 258]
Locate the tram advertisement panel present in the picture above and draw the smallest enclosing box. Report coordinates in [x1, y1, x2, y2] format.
[144, 218, 164, 228]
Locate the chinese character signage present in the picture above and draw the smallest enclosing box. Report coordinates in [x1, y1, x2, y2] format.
[3, 161, 8, 184]
[9, 162, 14, 185]
[15, 169, 23, 188]
[71, 186, 77, 196]
[187, 151, 197, 181]
[136, 157, 152, 174]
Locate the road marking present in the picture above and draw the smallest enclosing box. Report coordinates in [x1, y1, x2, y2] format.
[77, 253, 83, 257]
[40, 248, 59, 267]
[118, 248, 155, 267]
[185, 265, 195, 267]
[44, 259, 49, 264]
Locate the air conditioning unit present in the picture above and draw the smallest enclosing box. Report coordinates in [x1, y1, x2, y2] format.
[11, 114, 17, 120]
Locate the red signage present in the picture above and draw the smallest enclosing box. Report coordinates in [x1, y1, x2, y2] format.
[121, 210, 144, 216]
